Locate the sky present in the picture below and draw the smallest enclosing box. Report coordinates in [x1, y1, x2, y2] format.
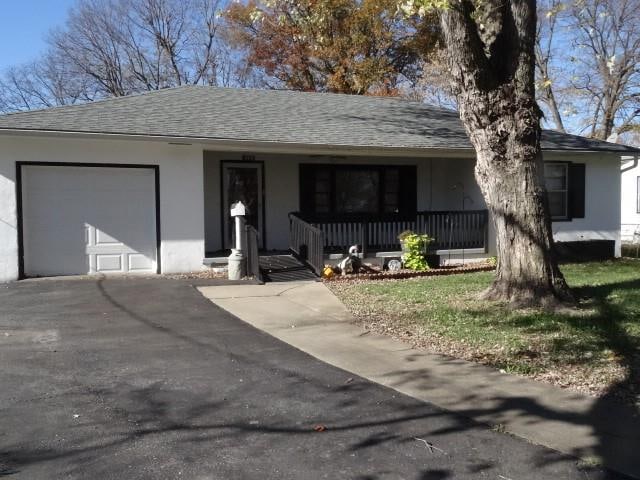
[0, 0, 76, 71]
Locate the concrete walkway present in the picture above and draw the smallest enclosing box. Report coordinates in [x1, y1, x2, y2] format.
[199, 281, 640, 480]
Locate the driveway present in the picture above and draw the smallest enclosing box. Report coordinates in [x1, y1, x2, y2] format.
[0, 278, 625, 479]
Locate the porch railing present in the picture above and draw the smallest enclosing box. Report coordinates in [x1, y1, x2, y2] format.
[290, 210, 489, 256]
[245, 224, 262, 282]
[289, 213, 325, 276]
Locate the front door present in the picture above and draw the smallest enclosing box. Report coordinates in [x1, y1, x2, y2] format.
[222, 162, 264, 249]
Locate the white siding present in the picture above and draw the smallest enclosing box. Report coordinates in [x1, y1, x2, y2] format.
[0, 154, 18, 281]
[0, 135, 205, 282]
[549, 153, 622, 256]
[621, 158, 640, 241]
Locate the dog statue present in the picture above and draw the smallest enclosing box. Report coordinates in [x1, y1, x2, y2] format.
[338, 245, 362, 275]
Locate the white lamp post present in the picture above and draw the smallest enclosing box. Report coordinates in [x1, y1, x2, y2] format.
[228, 201, 247, 280]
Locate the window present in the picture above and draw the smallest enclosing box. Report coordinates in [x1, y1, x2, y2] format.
[544, 163, 569, 220]
[300, 164, 416, 218]
[335, 169, 380, 214]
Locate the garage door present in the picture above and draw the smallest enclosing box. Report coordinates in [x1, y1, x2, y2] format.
[21, 165, 158, 277]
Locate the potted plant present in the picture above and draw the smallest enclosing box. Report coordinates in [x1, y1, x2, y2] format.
[397, 230, 413, 253]
[397, 230, 434, 271]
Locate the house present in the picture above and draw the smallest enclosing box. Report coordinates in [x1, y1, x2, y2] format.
[0, 85, 637, 282]
[621, 156, 640, 243]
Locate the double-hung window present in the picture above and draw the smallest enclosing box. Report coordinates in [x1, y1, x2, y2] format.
[544, 163, 569, 220]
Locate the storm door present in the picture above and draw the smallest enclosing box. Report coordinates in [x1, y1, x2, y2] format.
[222, 162, 264, 249]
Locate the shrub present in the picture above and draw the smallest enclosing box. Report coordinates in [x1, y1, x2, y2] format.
[400, 232, 433, 271]
[397, 230, 414, 243]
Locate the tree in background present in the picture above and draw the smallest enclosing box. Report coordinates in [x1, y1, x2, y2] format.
[2, 0, 637, 145]
[535, 0, 640, 142]
[535, 0, 570, 133]
[0, 0, 246, 112]
[224, 0, 439, 95]
[402, 0, 572, 306]
[570, 0, 639, 141]
[0, 54, 92, 111]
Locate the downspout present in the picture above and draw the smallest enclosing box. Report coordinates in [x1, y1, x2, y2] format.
[621, 155, 638, 173]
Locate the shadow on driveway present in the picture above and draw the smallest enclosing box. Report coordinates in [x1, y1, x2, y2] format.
[0, 277, 633, 479]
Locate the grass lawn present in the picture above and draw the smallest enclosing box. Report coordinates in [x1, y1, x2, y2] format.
[329, 259, 640, 404]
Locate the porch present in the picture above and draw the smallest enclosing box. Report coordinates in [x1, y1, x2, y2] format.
[203, 151, 486, 252]
[203, 150, 491, 279]
[288, 210, 490, 275]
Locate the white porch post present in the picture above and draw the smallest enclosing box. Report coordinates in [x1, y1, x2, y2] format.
[228, 201, 247, 280]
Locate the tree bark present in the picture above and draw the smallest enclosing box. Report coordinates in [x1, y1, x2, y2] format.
[441, 0, 572, 307]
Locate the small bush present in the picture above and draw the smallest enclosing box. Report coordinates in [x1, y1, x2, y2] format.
[400, 233, 433, 271]
[397, 230, 414, 243]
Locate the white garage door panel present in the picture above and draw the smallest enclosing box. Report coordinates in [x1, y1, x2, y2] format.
[22, 165, 157, 277]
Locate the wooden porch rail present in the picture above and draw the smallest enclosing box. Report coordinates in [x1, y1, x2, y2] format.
[245, 224, 262, 282]
[289, 213, 325, 276]
[290, 210, 489, 255]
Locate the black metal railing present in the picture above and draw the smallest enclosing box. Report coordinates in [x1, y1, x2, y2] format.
[289, 213, 325, 276]
[290, 210, 489, 255]
[245, 224, 262, 282]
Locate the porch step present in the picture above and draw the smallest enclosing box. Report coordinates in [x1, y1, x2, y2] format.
[203, 256, 229, 266]
[259, 255, 318, 283]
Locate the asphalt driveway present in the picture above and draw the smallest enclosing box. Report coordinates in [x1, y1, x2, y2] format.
[0, 278, 626, 479]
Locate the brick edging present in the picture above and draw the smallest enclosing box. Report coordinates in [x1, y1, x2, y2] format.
[323, 264, 496, 282]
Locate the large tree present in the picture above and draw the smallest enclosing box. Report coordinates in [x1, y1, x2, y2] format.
[404, 0, 571, 306]
[224, 0, 439, 95]
[534, 0, 640, 142]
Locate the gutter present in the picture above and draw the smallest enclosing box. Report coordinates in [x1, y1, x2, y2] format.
[0, 128, 478, 159]
[621, 155, 639, 173]
[0, 127, 638, 158]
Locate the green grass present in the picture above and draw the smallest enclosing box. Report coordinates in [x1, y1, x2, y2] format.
[331, 259, 640, 398]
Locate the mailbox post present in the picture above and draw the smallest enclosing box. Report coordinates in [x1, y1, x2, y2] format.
[228, 201, 247, 280]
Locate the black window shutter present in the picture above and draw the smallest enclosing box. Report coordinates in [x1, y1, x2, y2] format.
[568, 163, 585, 219]
[299, 164, 315, 214]
[398, 166, 418, 218]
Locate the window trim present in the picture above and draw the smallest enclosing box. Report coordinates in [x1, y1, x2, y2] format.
[637, 176, 640, 214]
[544, 161, 570, 221]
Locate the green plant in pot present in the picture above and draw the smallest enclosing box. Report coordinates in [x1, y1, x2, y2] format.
[397, 230, 434, 271]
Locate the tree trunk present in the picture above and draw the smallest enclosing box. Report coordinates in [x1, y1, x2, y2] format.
[467, 95, 571, 307]
[440, 0, 572, 307]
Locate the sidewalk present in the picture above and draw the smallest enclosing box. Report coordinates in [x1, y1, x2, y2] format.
[198, 281, 640, 479]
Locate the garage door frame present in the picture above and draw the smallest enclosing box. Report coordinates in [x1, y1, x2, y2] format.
[16, 161, 161, 279]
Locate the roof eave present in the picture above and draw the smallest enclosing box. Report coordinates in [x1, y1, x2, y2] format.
[0, 127, 637, 157]
[0, 127, 478, 158]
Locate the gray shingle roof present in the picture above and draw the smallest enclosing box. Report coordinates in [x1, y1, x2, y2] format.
[0, 85, 638, 154]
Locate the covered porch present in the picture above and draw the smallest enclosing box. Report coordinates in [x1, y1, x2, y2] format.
[289, 210, 489, 275]
[203, 150, 492, 277]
